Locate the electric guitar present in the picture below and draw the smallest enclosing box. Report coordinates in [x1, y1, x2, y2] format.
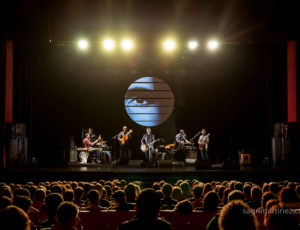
[198, 133, 210, 150]
[141, 138, 160, 152]
[120, 129, 133, 146]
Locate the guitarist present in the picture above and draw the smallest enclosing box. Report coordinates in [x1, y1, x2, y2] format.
[118, 126, 132, 164]
[141, 127, 156, 166]
[198, 129, 210, 161]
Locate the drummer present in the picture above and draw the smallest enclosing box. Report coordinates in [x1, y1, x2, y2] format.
[82, 133, 100, 163]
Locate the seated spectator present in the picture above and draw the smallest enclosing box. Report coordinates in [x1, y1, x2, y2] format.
[14, 188, 31, 198]
[228, 190, 245, 202]
[221, 188, 232, 205]
[39, 193, 63, 229]
[261, 192, 277, 209]
[269, 182, 280, 195]
[0, 205, 31, 230]
[203, 183, 213, 197]
[180, 182, 192, 200]
[191, 185, 203, 209]
[265, 204, 299, 230]
[63, 190, 74, 202]
[279, 187, 300, 203]
[202, 191, 220, 211]
[174, 200, 193, 214]
[247, 186, 262, 209]
[160, 183, 177, 210]
[32, 189, 46, 211]
[152, 182, 161, 191]
[73, 187, 84, 207]
[85, 189, 108, 211]
[171, 186, 182, 202]
[50, 202, 81, 230]
[124, 183, 137, 204]
[113, 190, 134, 211]
[0, 195, 13, 210]
[218, 200, 258, 230]
[119, 189, 172, 230]
[0, 186, 12, 199]
[100, 188, 112, 208]
[243, 184, 252, 202]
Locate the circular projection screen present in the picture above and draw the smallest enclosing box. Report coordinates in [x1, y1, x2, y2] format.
[124, 76, 175, 127]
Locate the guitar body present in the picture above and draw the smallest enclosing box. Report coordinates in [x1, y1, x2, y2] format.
[141, 144, 148, 152]
[198, 133, 210, 150]
[140, 138, 160, 152]
[120, 129, 133, 146]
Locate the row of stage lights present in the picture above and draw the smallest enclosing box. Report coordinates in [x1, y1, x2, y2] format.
[77, 38, 219, 52]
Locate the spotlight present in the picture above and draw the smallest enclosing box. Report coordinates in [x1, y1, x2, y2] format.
[164, 40, 176, 51]
[188, 41, 198, 50]
[78, 40, 88, 50]
[121, 39, 133, 51]
[103, 39, 115, 51]
[207, 40, 219, 50]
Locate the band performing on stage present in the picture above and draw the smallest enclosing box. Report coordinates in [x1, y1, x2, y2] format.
[73, 127, 211, 167]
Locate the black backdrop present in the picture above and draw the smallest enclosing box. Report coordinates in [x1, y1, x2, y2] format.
[13, 42, 287, 165]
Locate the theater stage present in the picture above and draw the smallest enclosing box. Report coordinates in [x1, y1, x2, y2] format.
[1, 164, 300, 186]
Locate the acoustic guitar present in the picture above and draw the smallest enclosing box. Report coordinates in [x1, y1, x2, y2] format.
[198, 133, 210, 150]
[120, 129, 133, 145]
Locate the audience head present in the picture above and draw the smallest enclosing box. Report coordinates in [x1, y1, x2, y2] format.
[203, 191, 220, 211]
[251, 186, 262, 201]
[0, 205, 31, 230]
[13, 196, 32, 213]
[279, 187, 299, 203]
[87, 189, 100, 204]
[45, 193, 63, 219]
[174, 200, 193, 214]
[136, 189, 160, 220]
[171, 186, 182, 201]
[125, 183, 137, 203]
[162, 183, 173, 198]
[266, 204, 299, 230]
[261, 192, 277, 209]
[113, 190, 126, 204]
[56, 202, 79, 229]
[228, 190, 245, 202]
[218, 200, 258, 230]
[192, 185, 203, 199]
[0, 195, 13, 210]
[63, 190, 74, 202]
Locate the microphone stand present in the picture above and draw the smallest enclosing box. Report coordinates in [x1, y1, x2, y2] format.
[112, 133, 120, 162]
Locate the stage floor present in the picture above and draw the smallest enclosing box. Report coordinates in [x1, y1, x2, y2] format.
[1, 163, 300, 186]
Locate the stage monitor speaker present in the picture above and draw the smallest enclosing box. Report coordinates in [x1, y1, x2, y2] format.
[157, 160, 172, 168]
[195, 160, 211, 170]
[128, 160, 144, 168]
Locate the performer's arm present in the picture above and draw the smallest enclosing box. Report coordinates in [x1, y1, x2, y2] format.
[141, 134, 146, 144]
[118, 132, 122, 142]
[90, 139, 98, 147]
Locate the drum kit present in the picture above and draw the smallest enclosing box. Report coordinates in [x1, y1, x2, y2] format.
[73, 140, 111, 164]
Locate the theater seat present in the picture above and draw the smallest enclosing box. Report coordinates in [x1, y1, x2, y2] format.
[159, 210, 190, 230]
[79, 210, 109, 230]
[108, 210, 136, 230]
[189, 210, 218, 230]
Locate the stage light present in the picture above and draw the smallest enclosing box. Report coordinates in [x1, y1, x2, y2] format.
[103, 39, 115, 51]
[164, 40, 176, 51]
[121, 39, 134, 51]
[207, 40, 219, 50]
[188, 41, 198, 50]
[78, 40, 88, 50]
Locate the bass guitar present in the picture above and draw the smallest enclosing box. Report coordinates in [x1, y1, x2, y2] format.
[141, 138, 160, 152]
[198, 133, 210, 150]
[120, 129, 133, 146]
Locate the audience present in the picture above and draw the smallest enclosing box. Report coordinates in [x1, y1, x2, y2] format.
[0, 205, 31, 230]
[119, 188, 172, 230]
[1, 179, 300, 230]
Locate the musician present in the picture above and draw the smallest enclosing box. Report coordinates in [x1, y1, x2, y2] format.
[174, 130, 191, 162]
[198, 129, 210, 161]
[118, 126, 132, 164]
[141, 127, 155, 166]
[82, 133, 100, 163]
[88, 128, 97, 142]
